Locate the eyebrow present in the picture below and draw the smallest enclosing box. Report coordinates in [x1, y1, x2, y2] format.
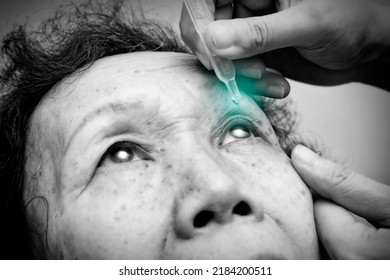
[64, 101, 144, 151]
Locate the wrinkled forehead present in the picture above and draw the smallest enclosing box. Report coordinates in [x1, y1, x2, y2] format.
[42, 52, 237, 121]
[55, 52, 222, 100]
[28, 52, 265, 151]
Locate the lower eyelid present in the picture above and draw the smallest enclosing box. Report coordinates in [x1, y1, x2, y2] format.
[95, 159, 147, 174]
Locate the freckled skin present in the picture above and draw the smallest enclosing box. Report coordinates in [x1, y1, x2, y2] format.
[25, 52, 319, 259]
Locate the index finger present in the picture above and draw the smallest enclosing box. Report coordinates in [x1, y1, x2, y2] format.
[214, 0, 273, 19]
[291, 145, 390, 227]
[214, 0, 234, 19]
[233, 0, 273, 11]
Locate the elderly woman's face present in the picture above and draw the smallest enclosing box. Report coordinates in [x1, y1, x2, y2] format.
[25, 52, 318, 259]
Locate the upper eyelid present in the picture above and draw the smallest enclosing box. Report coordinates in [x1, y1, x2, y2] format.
[104, 135, 155, 152]
[215, 115, 253, 135]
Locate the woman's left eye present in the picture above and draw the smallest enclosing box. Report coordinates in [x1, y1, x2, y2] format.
[220, 123, 254, 146]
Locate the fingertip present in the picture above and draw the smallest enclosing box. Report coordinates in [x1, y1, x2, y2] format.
[283, 79, 291, 96]
[263, 68, 290, 98]
[291, 145, 330, 197]
[270, 77, 290, 99]
[234, 59, 265, 80]
[291, 144, 301, 163]
[291, 144, 318, 167]
[250, 70, 290, 99]
[266, 85, 287, 99]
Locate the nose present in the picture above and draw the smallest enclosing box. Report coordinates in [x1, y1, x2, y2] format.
[173, 151, 264, 239]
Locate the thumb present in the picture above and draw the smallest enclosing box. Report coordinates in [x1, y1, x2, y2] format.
[291, 145, 390, 227]
[204, 4, 318, 59]
[314, 198, 390, 259]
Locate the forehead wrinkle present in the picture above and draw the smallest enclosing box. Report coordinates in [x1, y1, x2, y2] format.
[153, 114, 202, 141]
[64, 101, 144, 152]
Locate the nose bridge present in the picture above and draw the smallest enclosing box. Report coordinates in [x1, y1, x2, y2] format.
[165, 129, 230, 186]
[170, 132, 245, 208]
[183, 140, 236, 194]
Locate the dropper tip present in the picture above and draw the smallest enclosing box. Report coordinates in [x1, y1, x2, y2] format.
[226, 79, 241, 105]
[232, 96, 241, 105]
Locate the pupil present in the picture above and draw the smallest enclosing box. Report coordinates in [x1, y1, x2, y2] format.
[112, 149, 133, 163]
[230, 125, 250, 138]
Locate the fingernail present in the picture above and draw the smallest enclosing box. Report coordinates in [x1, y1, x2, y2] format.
[252, 65, 263, 79]
[207, 22, 234, 50]
[292, 144, 318, 165]
[267, 85, 286, 99]
[240, 65, 262, 79]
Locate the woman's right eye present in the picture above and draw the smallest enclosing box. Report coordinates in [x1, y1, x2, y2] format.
[219, 119, 258, 147]
[98, 142, 150, 167]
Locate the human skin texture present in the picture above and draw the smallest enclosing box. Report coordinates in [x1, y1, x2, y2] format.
[24, 52, 319, 259]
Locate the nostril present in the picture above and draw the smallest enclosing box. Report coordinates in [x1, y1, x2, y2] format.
[192, 201, 252, 229]
[233, 201, 252, 216]
[193, 210, 214, 228]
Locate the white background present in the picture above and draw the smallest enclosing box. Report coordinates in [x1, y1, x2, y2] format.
[1, 260, 389, 279]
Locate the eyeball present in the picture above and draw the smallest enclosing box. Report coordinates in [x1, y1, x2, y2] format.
[220, 124, 253, 146]
[98, 142, 151, 167]
[108, 146, 134, 163]
[229, 124, 251, 138]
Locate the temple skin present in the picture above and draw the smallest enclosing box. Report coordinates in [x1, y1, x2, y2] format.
[24, 52, 319, 259]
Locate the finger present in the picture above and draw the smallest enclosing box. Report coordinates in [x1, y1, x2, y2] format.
[277, 0, 292, 11]
[234, 57, 266, 79]
[236, 70, 290, 98]
[233, 57, 290, 98]
[204, 4, 319, 59]
[291, 145, 390, 227]
[233, 2, 267, 18]
[215, 0, 232, 7]
[214, 0, 234, 19]
[315, 198, 390, 259]
[235, 0, 273, 11]
[260, 49, 357, 86]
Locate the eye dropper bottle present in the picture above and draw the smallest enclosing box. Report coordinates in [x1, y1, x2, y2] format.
[183, 0, 241, 105]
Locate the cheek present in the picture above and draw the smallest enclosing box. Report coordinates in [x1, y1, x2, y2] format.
[223, 143, 316, 245]
[224, 141, 312, 212]
[57, 162, 174, 259]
